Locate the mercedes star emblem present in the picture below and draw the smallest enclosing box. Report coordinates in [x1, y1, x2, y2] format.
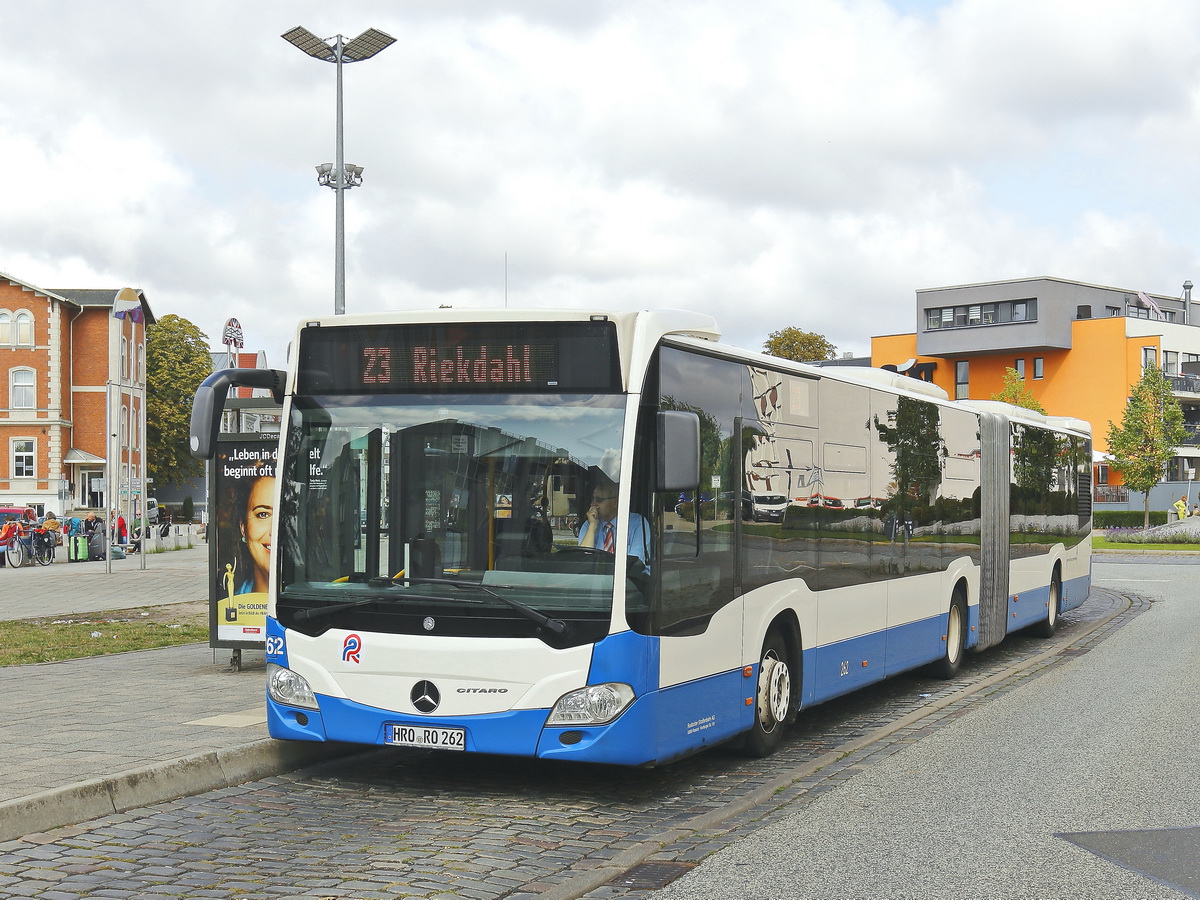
[411, 680, 440, 713]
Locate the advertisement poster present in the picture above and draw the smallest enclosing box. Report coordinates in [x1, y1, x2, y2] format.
[209, 436, 278, 648]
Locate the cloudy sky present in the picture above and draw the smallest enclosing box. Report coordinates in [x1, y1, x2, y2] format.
[2, 0, 1199, 367]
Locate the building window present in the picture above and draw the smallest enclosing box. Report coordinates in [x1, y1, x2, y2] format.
[1143, 347, 1158, 370]
[15, 312, 32, 345]
[1014, 359, 1026, 380]
[923, 299, 1037, 331]
[12, 439, 34, 478]
[1096, 463, 1108, 485]
[1164, 351, 1179, 375]
[955, 361, 969, 400]
[1033, 357, 1044, 379]
[121, 337, 129, 380]
[0, 312, 9, 344]
[10, 368, 34, 408]
[1107, 306, 1121, 317]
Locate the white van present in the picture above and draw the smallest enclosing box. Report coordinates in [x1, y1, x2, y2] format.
[746, 492, 788, 522]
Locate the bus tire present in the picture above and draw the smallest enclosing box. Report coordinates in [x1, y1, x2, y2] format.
[1031, 569, 1062, 638]
[930, 589, 967, 679]
[740, 630, 793, 758]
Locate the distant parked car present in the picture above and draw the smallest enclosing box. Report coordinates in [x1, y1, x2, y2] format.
[807, 495, 844, 509]
[745, 492, 788, 522]
[854, 497, 883, 511]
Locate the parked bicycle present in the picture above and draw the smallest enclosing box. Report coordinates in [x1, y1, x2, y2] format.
[2, 522, 54, 567]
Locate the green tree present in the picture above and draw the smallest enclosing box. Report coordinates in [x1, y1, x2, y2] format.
[763, 327, 837, 363]
[146, 314, 212, 489]
[1106, 364, 1186, 528]
[874, 396, 945, 513]
[991, 367, 1046, 413]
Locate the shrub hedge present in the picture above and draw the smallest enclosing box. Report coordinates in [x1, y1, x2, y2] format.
[1093, 510, 1169, 528]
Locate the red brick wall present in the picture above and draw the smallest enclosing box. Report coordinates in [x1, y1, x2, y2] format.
[1, 283, 145, 503]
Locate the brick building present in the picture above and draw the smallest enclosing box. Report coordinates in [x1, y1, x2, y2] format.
[0, 273, 153, 517]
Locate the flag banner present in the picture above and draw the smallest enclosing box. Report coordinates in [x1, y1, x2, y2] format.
[112, 287, 144, 323]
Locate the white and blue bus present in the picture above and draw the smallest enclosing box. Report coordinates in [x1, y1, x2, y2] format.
[190, 309, 1092, 766]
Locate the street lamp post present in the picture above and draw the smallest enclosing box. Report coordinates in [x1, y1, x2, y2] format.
[282, 26, 396, 316]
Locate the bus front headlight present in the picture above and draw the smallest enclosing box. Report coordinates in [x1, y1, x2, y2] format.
[267, 663, 318, 710]
[546, 683, 635, 726]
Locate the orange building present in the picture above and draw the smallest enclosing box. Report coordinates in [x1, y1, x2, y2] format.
[872, 276, 1199, 508]
[0, 274, 154, 517]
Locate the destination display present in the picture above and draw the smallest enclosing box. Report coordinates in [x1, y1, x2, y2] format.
[298, 321, 621, 394]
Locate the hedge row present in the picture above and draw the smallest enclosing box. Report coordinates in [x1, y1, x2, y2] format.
[1093, 510, 1169, 528]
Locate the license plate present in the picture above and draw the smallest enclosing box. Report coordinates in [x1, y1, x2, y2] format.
[386, 724, 466, 751]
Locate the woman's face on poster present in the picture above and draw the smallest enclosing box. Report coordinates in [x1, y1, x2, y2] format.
[242, 476, 275, 579]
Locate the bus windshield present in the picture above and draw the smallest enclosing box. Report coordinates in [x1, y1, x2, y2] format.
[276, 392, 633, 647]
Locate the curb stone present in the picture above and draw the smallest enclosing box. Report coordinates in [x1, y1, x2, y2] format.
[0, 739, 362, 842]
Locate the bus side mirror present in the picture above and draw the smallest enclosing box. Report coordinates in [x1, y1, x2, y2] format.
[189, 368, 286, 460]
[657, 410, 700, 493]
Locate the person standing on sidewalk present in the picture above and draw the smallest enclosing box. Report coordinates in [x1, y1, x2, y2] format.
[41, 511, 61, 559]
[1174, 494, 1188, 521]
[110, 508, 128, 545]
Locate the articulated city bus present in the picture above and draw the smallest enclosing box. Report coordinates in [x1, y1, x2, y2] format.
[190, 309, 1092, 766]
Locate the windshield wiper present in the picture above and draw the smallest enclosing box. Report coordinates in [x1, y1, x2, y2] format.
[287, 579, 567, 635]
[288, 589, 392, 622]
[394, 576, 567, 635]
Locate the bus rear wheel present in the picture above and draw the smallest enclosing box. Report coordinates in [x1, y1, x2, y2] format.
[930, 590, 967, 679]
[1031, 570, 1061, 638]
[740, 631, 793, 758]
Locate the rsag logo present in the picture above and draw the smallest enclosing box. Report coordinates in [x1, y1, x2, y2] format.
[342, 633, 362, 664]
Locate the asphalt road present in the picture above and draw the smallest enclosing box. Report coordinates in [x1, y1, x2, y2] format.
[650, 555, 1200, 900]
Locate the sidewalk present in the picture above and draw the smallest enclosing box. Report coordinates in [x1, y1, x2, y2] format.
[0, 543, 352, 842]
[1, 539, 211, 621]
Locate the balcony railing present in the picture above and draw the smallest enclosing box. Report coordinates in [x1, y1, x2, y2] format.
[1094, 486, 1128, 503]
[1167, 373, 1200, 395]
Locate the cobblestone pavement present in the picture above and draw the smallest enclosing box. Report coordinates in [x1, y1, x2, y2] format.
[0, 587, 1137, 900]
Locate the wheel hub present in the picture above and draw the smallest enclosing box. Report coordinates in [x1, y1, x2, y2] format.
[757, 652, 791, 730]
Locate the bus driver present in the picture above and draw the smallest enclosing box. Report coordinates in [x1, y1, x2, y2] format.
[577, 479, 650, 566]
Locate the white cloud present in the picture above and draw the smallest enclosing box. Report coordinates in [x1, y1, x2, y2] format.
[1, 0, 1199, 369]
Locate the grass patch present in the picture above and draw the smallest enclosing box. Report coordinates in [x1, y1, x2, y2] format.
[1092, 535, 1199, 552]
[0, 601, 208, 666]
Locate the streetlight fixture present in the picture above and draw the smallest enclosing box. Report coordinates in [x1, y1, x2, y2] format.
[282, 26, 396, 316]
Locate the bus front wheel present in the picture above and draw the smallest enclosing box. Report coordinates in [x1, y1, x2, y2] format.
[740, 631, 793, 758]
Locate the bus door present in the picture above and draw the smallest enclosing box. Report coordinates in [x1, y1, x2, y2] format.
[650, 347, 746, 744]
[811, 379, 886, 694]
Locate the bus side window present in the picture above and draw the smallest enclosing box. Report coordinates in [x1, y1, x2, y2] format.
[651, 347, 741, 635]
